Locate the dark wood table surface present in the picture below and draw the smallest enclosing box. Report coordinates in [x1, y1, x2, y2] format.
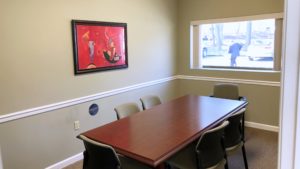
[81, 95, 248, 168]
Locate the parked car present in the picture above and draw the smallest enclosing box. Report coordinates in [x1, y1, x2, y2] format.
[202, 46, 222, 57]
[246, 40, 274, 61]
[201, 36, 227, 57]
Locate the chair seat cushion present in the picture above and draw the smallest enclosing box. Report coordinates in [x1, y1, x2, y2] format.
[207, 159, 226, 169]
[167, 143, 226, 169]
[225, 142, 243, 155]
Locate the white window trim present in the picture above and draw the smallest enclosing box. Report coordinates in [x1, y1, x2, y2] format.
[279, 0, 300, 168]
[191, 13, 283, 25]
[190, 13, 284, 71]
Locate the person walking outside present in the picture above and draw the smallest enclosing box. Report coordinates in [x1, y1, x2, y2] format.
[229, 42, 243, 67]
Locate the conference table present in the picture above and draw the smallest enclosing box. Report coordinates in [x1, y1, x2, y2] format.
[80, 95, 248, 168]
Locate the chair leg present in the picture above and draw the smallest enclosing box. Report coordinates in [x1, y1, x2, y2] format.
[164, 163, 171, 169]
[242, 145, 248, 169]
[221, 138, 229, 169]
[242, 114, 245, 142]
[224, 162, 229, 169]
[224, 152, 229, 169]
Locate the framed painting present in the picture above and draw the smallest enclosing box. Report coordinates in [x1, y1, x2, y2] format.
[71, 20, 128, 74]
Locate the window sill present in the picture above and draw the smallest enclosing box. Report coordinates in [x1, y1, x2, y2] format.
[191, 67, 281, 73]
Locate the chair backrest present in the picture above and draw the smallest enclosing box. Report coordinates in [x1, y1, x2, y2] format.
[213, 83, 240, 100]
[114, 102, 140, 120]
[224, 108, 245, 148]
[78, 135, 121, 169]
[140, 95, 161, 110]
[195, 121, 229, 169]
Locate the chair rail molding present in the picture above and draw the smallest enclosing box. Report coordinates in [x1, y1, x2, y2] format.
[176, 75, 281, 87]
[0, 76, 176, 124]
[0, 75, 280, 123]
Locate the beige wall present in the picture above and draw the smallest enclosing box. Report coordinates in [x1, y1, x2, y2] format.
[0, 0, 177, 115]
[0, 0, 285, 168]
[176, 0, 283, 126]
[0, 0, 178, 168]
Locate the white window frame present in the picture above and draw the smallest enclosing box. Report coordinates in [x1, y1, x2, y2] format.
[279, 0, 300, 167]
[190, 13, 284, 71]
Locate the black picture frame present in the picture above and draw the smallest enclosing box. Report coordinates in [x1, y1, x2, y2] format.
[71, 20, 128, 74]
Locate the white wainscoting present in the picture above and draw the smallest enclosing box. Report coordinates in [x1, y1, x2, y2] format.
[45, 153, 83, 169]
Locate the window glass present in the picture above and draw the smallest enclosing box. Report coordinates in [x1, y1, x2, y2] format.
[194, 18, 279, 70]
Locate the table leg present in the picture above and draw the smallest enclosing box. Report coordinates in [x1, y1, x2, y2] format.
[155, 163, 165, 169]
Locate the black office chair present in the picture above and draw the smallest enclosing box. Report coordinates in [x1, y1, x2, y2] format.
[224, 108, 248, 169]
[114, 102, 140, 120]
[140, 95, 162, 110]
[212, 83, 247, 140]
[166, 121, 229, 169]
[78, 135, 152, 169]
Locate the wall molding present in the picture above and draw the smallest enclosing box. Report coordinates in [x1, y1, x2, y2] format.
[0, 75, 280, 124]
[177, 75, 281, 87]
[45, 153, 83, 169]
[245, 121, 279, 132]
[0, 76, 176, 124]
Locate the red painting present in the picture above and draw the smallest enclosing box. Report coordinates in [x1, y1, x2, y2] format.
[72, 20, 128, 74]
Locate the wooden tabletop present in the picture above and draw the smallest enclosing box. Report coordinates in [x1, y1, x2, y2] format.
[81, 95, 248, 167]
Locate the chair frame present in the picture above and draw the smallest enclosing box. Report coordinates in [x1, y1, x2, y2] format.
[195, 121, 229, 169]
[225, 108, 248, 169]
[78, 135, 122, 169]
[166, 121, 229, 169]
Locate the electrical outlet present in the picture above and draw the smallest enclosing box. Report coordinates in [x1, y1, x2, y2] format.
[74, 121, 80, 130]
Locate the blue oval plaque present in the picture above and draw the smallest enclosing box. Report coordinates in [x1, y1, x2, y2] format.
[89, 104, 99, 116]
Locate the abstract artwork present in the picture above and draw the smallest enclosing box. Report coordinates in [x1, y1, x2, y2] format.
[72, 20, 128, 74]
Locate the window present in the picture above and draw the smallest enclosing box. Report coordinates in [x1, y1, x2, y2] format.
[190, 13, 283, 71]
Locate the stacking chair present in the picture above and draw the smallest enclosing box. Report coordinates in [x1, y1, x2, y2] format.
[224, 108, 248, 169]
[213, 83, 246, 101]
[212, 83, 247, 140]
[166, 121, 229, 169]
[78, 135, 152, 169]
[140, 95, 162, 110]
[114, 102, 140, 120]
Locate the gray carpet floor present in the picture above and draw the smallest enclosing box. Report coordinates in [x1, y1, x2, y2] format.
[64, 127, 278, 169]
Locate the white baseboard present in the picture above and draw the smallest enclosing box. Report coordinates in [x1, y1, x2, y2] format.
[45, 152, 83, 169]
[245, 121, 279, 132]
